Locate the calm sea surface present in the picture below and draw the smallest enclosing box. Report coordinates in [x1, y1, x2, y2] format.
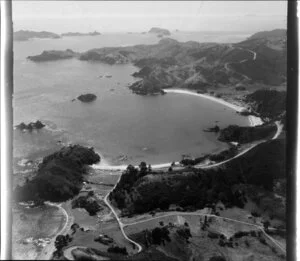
[13, 32, 250, 167]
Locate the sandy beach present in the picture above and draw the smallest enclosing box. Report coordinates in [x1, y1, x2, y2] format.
[164, 89, 263, 126]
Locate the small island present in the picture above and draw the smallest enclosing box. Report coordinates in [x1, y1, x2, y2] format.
[61, 31, 101, 37]
[77, 93, 97, 102]
[14, 30, 61, 41]
[148, 27, 171, 36]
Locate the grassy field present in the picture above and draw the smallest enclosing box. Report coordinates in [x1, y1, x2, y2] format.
[61, 170, 137, 257]
[125, 213, 285, 261]
[12, 204, 66, 260]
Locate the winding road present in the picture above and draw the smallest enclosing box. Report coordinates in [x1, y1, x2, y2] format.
[54, 118, 285, 259]
[102, 119, 285, 255]
[104, 178, 143, 253]
[224, 47, 257, 80]
[62, 53, 284, 257]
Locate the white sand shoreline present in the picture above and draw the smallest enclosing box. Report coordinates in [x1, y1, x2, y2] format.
[92, 88, 264, 171]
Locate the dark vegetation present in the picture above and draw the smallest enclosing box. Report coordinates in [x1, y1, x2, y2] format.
[14, 145, 100, 203]
[71, 192, 103, 215]
[218, 123, 277, 143]
[131, 224, 191, 249]
[209, 257, 226, 261]
[94, 234, 114, 245]
[72, 246, 178, 261]
[244, 90, 286, 120]
[77, 93, 97, 102]
[180, 146, 238, 166]
[107, 245, 128, 255]
[15, 120, 45, 131]
[110, 138, 285, 217]
[180, 154, 209, 166]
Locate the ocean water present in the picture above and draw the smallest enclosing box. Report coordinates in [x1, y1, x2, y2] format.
[13, 32, 250, 168]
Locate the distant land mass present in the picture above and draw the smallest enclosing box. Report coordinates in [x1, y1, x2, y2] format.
[27, 49, 78, 62]
[27, 29, 287, 94]
[61, 31, 101, 37]
[247, 29, 286, 40]
[148, 27, 171, 36]
[14, 30, 101, 41]
[14, 30, 61, 41]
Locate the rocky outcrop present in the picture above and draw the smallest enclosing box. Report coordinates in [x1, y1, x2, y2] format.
[77, 93, 97, 102]
[14, 30, 61, 41]
[16, 120, 45, 131]
[148, 27, 171, 36]
[27, 49, 77, 62]
[14, 145, 100, 203]
[128, 79, 168, 95]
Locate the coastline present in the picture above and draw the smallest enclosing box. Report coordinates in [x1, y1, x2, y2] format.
[92, 88, 264, 171]
[164, 89, 263, 127]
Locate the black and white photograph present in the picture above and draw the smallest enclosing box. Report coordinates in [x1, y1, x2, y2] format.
[1, 0, 295, 260]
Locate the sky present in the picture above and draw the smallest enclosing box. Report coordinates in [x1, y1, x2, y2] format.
[12, 1, 287, 33]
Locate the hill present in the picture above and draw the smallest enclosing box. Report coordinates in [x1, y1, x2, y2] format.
[109, 138, 285, 219]
[244, 89, 286, 120]
[27, 29, 287, 91]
